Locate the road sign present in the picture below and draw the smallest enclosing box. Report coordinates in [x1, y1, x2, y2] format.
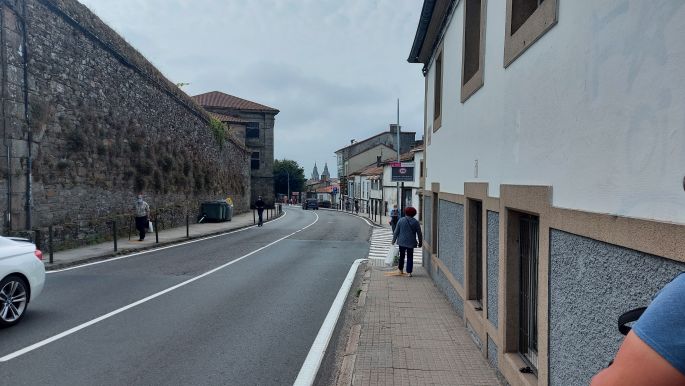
[391, 162, 415, 182]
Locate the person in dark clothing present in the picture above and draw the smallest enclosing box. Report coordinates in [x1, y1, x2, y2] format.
[255, 196, 265, 227]
[354, 199, 359, 214]
[133, 194, 150, 241]
[389, 204, 399, 232]
[391, 206, 422, 277]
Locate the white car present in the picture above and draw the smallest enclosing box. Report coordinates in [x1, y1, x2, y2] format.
[0, 236, 46, 327]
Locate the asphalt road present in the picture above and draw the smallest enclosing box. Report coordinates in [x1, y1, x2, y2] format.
[0, 207, 371, 385]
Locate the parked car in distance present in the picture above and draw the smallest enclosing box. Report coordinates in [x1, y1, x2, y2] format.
[302, 198, 319, 210]
[0, 236, 46, 328]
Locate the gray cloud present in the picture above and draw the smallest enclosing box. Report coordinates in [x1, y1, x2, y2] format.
[80, 0, 425, 177]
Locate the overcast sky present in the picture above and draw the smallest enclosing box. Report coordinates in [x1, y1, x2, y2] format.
[79, 0, 425, 179]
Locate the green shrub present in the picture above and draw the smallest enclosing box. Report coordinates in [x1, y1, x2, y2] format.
[209, 118, 226, 148]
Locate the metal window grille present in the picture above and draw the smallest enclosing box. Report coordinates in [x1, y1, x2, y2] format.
[474, 201, 483, 303]
[518, 214, 539, 371]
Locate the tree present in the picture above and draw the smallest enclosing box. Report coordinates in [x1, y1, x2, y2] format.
[273, 159, 305, 196]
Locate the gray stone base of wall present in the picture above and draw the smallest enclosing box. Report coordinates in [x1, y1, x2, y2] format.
[435, 267, 464, 318]
[549, 229, 685, 386]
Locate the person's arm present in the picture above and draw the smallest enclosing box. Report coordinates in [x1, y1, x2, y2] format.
[392, 220, 400, 244]
[590, 331, 685, 386]
[416, 222, 423, 247]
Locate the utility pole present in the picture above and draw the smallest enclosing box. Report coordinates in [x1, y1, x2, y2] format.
[396, 98, 401, 217]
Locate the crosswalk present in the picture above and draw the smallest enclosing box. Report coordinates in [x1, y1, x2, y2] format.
[367, 227, 422, 266]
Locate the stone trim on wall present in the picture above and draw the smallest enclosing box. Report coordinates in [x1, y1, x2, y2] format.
[460, 0, 487, 102]
[503, 0, 558, 68]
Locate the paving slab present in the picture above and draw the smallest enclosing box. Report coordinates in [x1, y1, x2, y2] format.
[346, 265, 502, 386]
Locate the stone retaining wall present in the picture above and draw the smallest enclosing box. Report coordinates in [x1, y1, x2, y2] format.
[0, 0, 250, 249]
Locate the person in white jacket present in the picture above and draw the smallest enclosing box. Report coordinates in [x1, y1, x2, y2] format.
[133, 194, 150, 241]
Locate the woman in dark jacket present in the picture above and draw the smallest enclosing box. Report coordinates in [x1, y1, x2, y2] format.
[391, 206, 423, 276]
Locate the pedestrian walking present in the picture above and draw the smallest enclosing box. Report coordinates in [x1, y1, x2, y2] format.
[391, 206, 422, 277]
[133, 194, 150, 241]
[389, 204, 399, 232]
[255, 196, 265, 227]
[354, 199, 359, 214]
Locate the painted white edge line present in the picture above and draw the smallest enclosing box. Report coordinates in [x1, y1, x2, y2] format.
[48, 209, 290, 274]
[321, 208, 375, 227]
[293, 257, 367, 386]
[0, 211, 318, 363]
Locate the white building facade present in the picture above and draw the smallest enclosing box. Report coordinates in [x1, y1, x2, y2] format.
[410, 1, 685, 386]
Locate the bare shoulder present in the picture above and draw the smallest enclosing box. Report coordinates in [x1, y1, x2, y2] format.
[590, 331, 685, 386]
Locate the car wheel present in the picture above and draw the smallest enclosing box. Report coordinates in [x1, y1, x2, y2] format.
[0, 275, 29, 328]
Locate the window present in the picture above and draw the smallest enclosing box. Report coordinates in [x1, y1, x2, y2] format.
[504, 0, 557, 67]
[518, 213, 539, 371]
[461, 0, 486, 102]
[433, 50, 443, 131]
[251, 152, 260, 170]
[246, 122, 260, 139]
[468, 199, 483, 305]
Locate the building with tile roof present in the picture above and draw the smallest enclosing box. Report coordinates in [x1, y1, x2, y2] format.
[194, 91, 279, 207]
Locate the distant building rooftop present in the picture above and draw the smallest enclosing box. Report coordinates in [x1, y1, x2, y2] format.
[193, 91, 279, 114]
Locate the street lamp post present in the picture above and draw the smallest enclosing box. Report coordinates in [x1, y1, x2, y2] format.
[286, 171, 290, 204]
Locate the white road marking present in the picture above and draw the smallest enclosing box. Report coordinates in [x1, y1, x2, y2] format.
[322, 208, 376, 227]
[293, 258, 367, 386]
[0, 211, 318, 362]
[48, 210, 290, 274]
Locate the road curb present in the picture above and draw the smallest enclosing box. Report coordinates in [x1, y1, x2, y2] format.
[294, 258, 368, 386]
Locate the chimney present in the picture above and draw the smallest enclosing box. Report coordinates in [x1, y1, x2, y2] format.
[389, 124, 400, 134]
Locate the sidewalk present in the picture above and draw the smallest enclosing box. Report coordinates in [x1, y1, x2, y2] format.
[44, 208, 281, 270]
[339, 262, 502, 386]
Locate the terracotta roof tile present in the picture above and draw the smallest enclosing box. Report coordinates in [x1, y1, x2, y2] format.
[193, 91, 279, 113]
[209, 112, 251, 123]
[360, 165, 384, 176]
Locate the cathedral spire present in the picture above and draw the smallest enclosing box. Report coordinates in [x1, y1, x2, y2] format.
[321, 163, 330, 180]
[311, 163, 320, 181]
